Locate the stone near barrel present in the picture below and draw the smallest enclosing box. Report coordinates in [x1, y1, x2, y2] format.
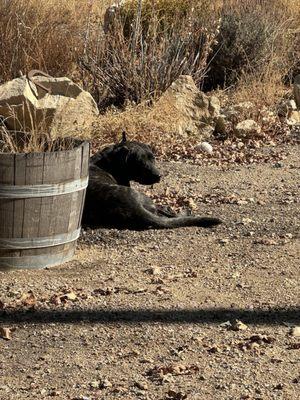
[0, 75, 99, 138]
[293, 74, 300, 109]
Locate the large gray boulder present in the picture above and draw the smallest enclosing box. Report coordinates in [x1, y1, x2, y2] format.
[0, 75, 99, 138]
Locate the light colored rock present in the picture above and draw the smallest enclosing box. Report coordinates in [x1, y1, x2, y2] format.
[234, 119, 262, 138]
[222, 102, 255, 123]
[154, 75, 218, 139]
[231, 320, 248, 331]
[261, 109, 277, 125]
[286, 110, 300, 126]
[293, 74, 300, 109]
[277, 99, 297, 117]
[0, 75, 99, 138]
[233, 101, 255, 113]
[195, 141, 213, 154]
[290, 326, 300, 337]
[222, 108, 239, 123]
[208, 96, 221, 117]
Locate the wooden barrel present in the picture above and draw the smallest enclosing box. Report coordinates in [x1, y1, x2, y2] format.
[0, 140, 89, 271]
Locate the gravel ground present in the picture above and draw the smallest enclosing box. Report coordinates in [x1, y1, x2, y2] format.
[0, 144, 299, 400]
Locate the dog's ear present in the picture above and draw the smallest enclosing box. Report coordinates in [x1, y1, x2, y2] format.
[117, 143, 130, 160]
[120, 131, 127, 144]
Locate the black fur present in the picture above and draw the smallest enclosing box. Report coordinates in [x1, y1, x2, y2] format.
[83, 133, 222, 230]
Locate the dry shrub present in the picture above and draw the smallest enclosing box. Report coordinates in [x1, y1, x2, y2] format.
[0, 126, 77, 154]
[230, 69, 289, 110]
[81, 0, 220, 108]
[91, 101, 184, 153]
[0, 0, 109, 83]
[205, 0, 300, 90]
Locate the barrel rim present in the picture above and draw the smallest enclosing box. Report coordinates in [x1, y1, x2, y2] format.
[0, 137, 89, 156]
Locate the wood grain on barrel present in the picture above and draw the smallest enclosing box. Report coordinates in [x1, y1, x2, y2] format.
[0, 141, 89, 269]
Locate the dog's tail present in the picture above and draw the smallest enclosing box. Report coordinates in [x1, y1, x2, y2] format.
[138, 208, 222, 229]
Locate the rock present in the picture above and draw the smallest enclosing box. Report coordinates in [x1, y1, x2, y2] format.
[0, 327, 12, 340]
[234, 119, 262, 138]
[274, 383, 284, 390]
[290, 326, 300, 337]
[233, 101, 255, 114]
[194, 141, 213, 154]
[219, 238, 229, 244]
[231, 320, 248, 331]
[148, 266, 161, 275]
[135, 381, 148, 391]
[208, 345, 221, 353]
[154, 75, 219, 139]
[219, 321, 232, 328]
[286, 110, 300, 126]
[293, 74, 300, 108]
[277, 99, 297, 117]
[0, 75, 99, 138]
[100, 379, 112, 389]
[50, 390, 61, 396]
[208, 96, 221, 117]
[89, 381, 100, 389]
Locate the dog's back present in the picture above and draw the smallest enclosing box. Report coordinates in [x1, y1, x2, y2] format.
[83, 134, 222, 230]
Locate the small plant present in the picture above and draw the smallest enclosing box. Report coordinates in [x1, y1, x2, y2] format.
[0, 124, 77, 154]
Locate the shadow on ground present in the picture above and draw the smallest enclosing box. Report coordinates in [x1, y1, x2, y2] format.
[1, 307, 299, 325]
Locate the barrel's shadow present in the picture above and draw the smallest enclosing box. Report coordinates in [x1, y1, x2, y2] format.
[1, 307, 299, 325]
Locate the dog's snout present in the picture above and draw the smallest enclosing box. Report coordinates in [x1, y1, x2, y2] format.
[153, 172, 161, 183]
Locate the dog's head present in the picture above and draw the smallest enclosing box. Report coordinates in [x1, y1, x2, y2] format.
[92, 132, 161, 186]
[118, 132, 161, 185]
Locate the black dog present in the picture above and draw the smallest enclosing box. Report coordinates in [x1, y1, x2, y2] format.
[83, 133, 222, 230]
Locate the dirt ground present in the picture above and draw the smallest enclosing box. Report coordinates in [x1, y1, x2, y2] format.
[0, 144, 299, 400]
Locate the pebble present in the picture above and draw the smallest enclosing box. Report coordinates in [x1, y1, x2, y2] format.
[290, 326, 300, 337]
[148, 266, 161, 275]
[195, 142, 213, 154]
[274, 162, 284, 168]
[90, 381, 100, 389]
[231, 320, 248, 331]
[135, 381, 148, 391]
[219, 238, 229, 244]
[99, 379, 112, 389]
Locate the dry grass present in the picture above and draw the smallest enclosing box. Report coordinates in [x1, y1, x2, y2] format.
[208, 0, 300, 105]
[0, 125, 77, 154]
[91, 101, 182, 150]
[0, 0, 299, 153]
[0, 0, 299, 103]
[81, 0, 220, 108]
[0, 0, 110, 83]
